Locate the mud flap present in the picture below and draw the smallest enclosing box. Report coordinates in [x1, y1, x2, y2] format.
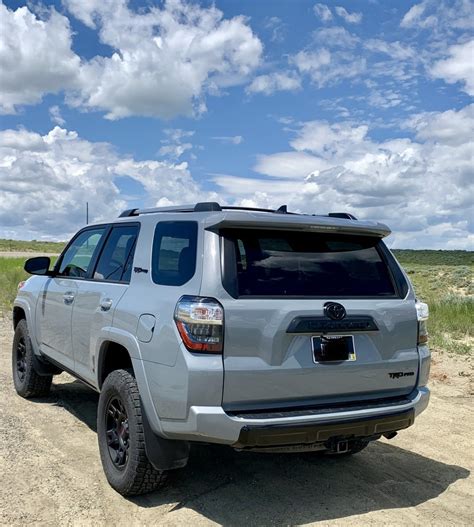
[141, 403, 190, 471]
[33, 354, 62, 376]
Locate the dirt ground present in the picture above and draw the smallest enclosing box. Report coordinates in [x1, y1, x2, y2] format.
[0, 317, 472, 526]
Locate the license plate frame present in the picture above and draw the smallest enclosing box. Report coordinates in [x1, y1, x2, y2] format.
[312, 335, 356, 363]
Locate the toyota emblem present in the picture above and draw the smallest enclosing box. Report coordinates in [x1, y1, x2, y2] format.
[324, 302, 346, 320]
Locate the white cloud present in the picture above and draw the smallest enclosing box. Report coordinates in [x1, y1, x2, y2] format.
[364, 39, 415, 60]
[212, 136, 243, 145]
[246, 72, 301, 95]
[313, 3, 333, 22]
[400, 2, 428, 28]
[406, 104, 474, 146]
[334, 6, 363, 24]
[253, 151, 330, 179]
[312, 26, 360, 48]
[49, 106, 66, 126]
[158, 129, 195, 159]
[264, 16, 286, 43]
[0, 4, 80, 114]
[291, 49, 366, 87]
[400, 0, 474, 31]
[213, 105, 474, 249]
[431, 40, 474, 95]
[0, 127, 212, 239]
[284, 26, 423, 94]
[64, 0, 263, 119]
[367, 89, 403, 109]
[0, 1, 262, 120]
[289, 120, 370, 157]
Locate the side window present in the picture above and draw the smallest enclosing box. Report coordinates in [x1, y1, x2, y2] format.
[236, 239, 247, 271]
[58, 228, 106, 278]
[94, 225, 139, 283]
[152, 221, 197, 286]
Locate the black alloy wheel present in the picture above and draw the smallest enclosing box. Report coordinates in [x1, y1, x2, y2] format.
[15, 336, 27, 383]
[12, 319, 52, 398]
[106, 396, 130, 469]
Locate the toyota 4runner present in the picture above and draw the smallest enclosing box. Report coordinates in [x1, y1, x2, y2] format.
[12, 202, 430, 495]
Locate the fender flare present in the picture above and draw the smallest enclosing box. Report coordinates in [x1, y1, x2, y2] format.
[94, 327, 168, 438]
[13, 299, 40, 355]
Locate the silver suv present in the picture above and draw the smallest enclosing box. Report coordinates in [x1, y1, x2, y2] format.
[12, 202, 430, 496]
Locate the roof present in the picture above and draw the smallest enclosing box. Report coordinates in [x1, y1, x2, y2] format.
[116, 202, 391, 238]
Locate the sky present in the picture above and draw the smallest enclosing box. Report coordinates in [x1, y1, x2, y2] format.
[0, 0, 473, 248]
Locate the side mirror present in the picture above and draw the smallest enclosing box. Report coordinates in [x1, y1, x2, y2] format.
[24, 256, 52, 276]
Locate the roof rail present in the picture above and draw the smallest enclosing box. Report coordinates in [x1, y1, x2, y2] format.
[220, 205, 291, 214]
[194, 202, 222, 212]
[327, 212, 357, 220]
[119, 208, 139, 217]
[117, 203, 357, 220]
[118, 202, 290, 217]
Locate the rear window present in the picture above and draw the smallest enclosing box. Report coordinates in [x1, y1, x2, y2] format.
[221, 229, 396, 297]
[152, 221, 197, 286]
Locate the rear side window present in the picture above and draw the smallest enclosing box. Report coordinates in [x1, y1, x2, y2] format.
[222, 229, 396, 298]
[94, 225, 139, 283]
[152, 222, 197, 286]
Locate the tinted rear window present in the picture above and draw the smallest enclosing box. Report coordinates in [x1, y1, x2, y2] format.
[152, 221, 197, 286]
[222, 229, 396, 297]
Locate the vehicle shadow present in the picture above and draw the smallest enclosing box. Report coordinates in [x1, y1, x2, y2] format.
[44, 378, 470, 525]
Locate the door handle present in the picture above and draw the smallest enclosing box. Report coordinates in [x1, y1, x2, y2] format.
[100, 298, 113, 311]
[63, 292, 75, 305]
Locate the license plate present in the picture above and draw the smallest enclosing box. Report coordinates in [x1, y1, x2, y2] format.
[312, 335, 356, 363]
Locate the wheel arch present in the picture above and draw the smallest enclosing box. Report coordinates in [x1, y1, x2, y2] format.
[13, 305, 26, 328]
[95, 328, 166, 436]
[12, 299, 41, 355]
[97, 340, 134, 389]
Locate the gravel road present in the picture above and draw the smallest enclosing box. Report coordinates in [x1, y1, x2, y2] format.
[0, 317, 472, 526]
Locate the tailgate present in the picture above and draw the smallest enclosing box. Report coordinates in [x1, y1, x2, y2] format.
[217, 227, 418, 410]
[222, 297, 419, 409]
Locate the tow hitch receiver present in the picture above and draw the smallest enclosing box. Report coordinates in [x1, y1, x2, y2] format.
[335, 440, 349, 453]
[326, 438, 351, 454]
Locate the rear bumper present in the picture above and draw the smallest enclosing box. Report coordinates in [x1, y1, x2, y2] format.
[160, 386, 430, 445]
[234, 409, 414, 449]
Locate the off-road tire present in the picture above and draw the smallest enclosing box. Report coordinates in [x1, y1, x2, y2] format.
[12, 319, 52, 398]
[97, 369, 168, 496]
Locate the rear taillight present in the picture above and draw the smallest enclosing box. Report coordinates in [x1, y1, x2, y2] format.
[18, 281, 26, 290]
[416, 301, 429, 345]
[174, 296, 224, 354]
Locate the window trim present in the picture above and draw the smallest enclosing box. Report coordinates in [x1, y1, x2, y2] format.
[220, 229, 406, 300]
[151, 220, 198, 287]
[90, 222, 141, 284]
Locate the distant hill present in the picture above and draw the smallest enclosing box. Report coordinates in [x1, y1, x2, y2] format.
[0, 239, 65, 253]
[393, 250, 473, 266]
[0, 239, 472, 267]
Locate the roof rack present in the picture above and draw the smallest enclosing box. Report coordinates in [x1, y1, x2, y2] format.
[118, 202, 357, 220]
[118, 202, 291, 217]
[327, 212, 358, 220]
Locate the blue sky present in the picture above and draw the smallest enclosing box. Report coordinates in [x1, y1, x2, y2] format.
[0, 0, 473, 248]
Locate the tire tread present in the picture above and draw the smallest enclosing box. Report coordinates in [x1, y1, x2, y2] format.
[98, 369, 168, 496]
[12, 319, 52, 398]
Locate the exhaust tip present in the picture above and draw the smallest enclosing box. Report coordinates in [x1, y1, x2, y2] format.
[383, 431, 398, 440]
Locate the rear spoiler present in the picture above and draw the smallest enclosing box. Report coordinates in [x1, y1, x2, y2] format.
[204, 212, 391, 238]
